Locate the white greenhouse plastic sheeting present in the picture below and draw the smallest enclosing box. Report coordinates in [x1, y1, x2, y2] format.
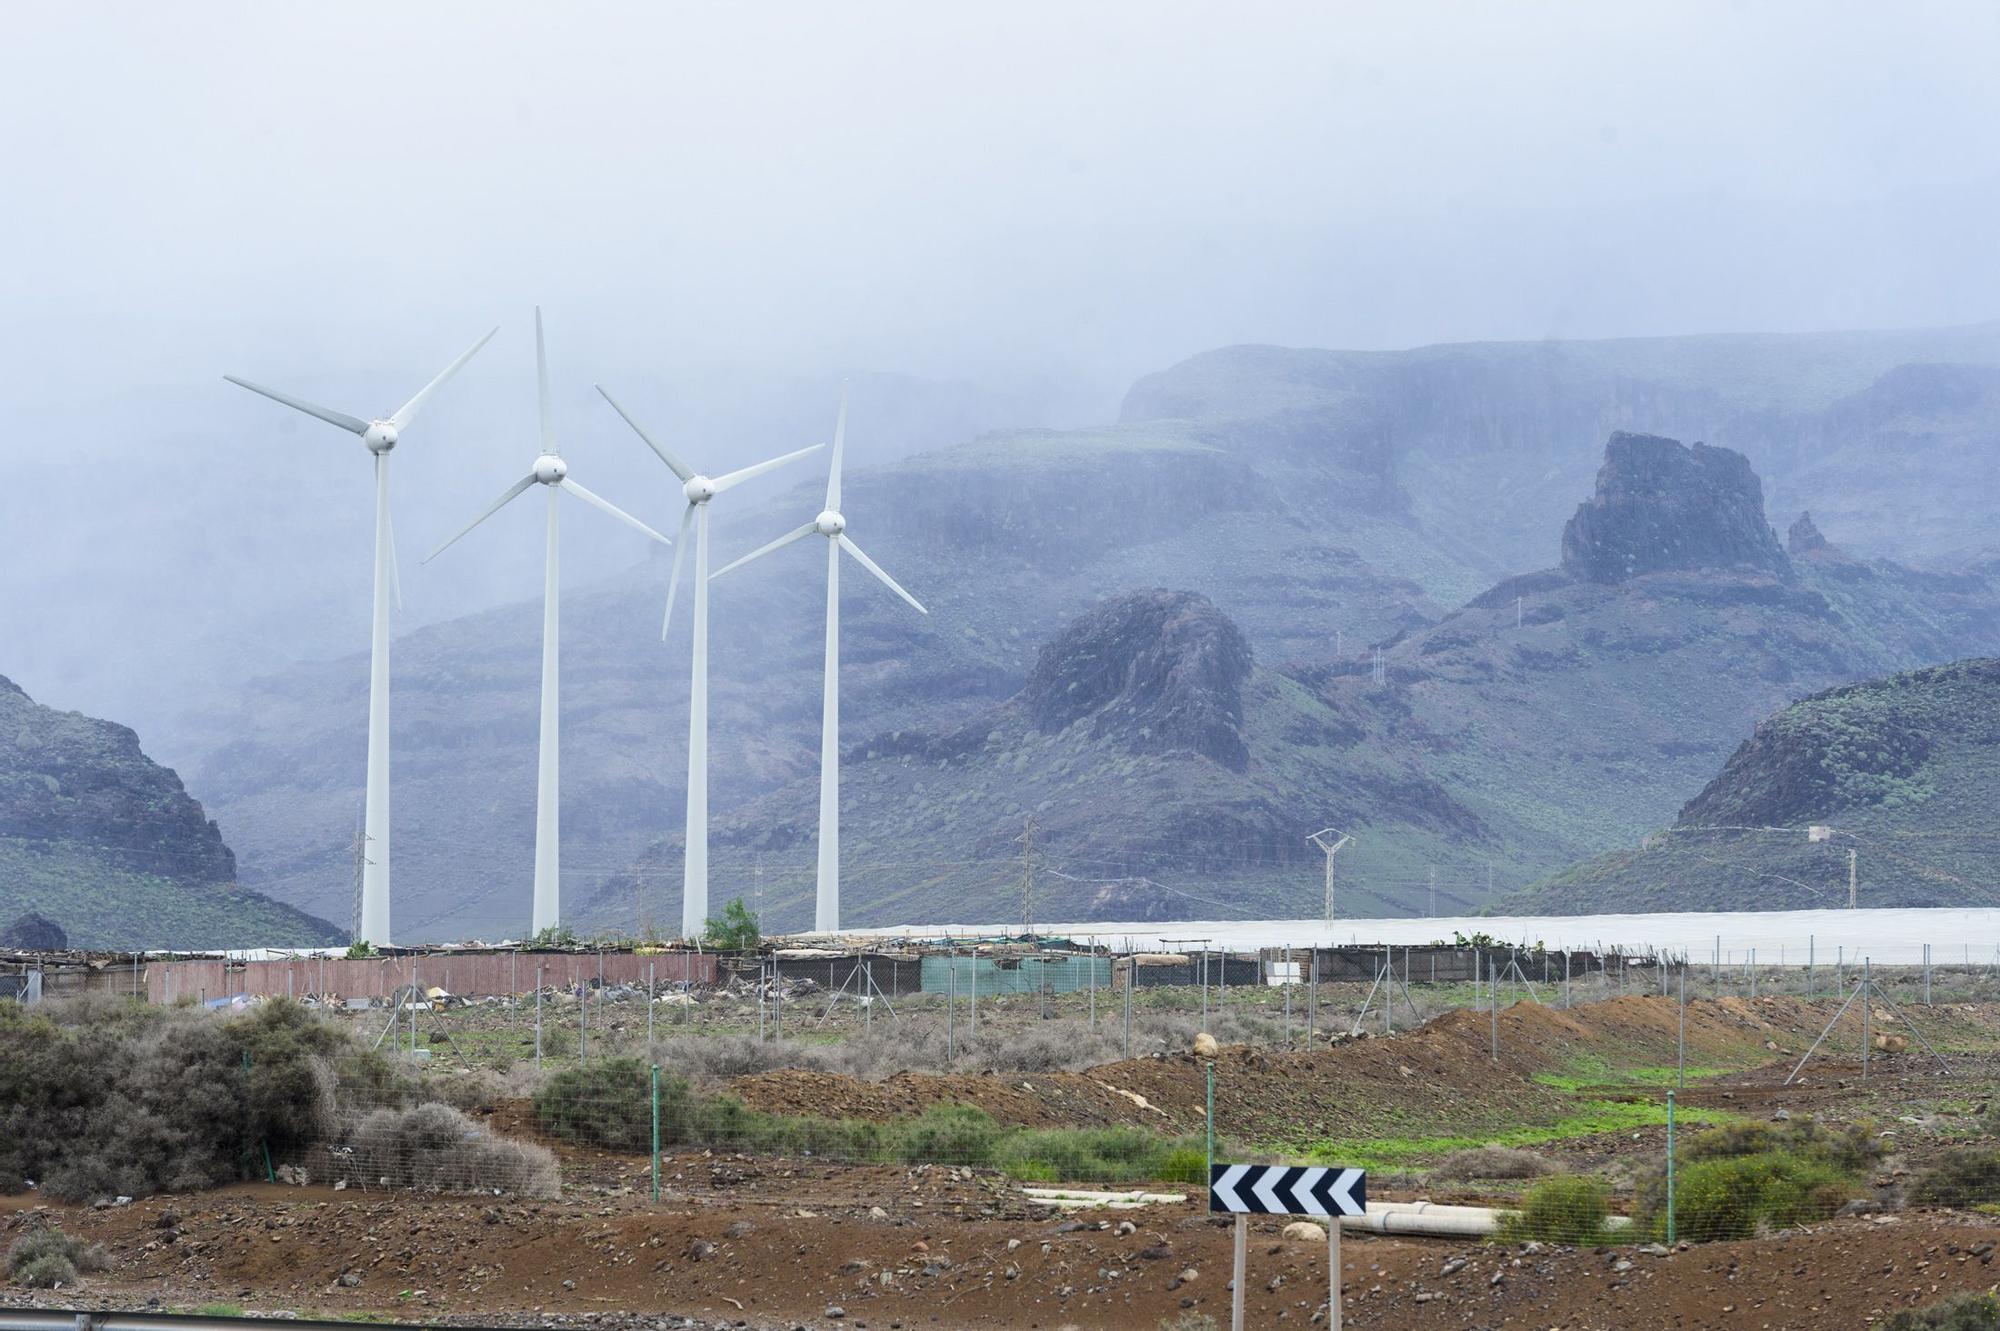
[846, 907, 2000, 967]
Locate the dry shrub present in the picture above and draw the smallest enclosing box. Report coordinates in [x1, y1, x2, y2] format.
[7, 1225, 107, 1289]
[1431, 1145, 1555, 1181]
[0, 996, 415, 1203]
[339, 1103, 558, 1198]
[1910, 1149, 2000, 1209]
[646, 1008, 1281, 1086]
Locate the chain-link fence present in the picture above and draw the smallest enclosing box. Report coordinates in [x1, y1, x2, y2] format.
[68, 941, 2000, 1241]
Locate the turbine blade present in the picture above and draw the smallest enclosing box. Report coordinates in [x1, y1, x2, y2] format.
[661, 503, 694, 639]
[223, 376, 369, 435]
[712, 443, 823, 494]
[839, 534, 927, 614]
[826, 380, 849, 511]
[534, 306, 555, 454]
[712, 522, 817, 580]
[389, 326, 499, 429]
[558, 477, 672, 545]
[423, 474, 537, 563]
[596, 385, 696, 481]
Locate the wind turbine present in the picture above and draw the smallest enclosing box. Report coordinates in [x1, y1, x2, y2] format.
[594, 384, 822, 939]
[424, 309, 671, 936]
[226, 325, 497, 946]
[714, 385, 927, 933]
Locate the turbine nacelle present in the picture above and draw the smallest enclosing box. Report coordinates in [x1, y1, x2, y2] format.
[683, 475, 717, 504]
[533, 453, 568, 484]
[815, 509, 846, 537]
[363, 421, 400, 453]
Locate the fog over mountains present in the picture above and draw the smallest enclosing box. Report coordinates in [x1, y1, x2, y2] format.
[144, 321, 2000, 942]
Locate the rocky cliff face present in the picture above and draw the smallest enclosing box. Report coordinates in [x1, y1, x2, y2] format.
[1520, 659, 2000, 911]
[0, 675, 233, 883]
[1560, 433, 1790, 584]
[0, 675, 340, 948]
[1787, 511, 1831, 556]
[1022, 590, 1252, 770]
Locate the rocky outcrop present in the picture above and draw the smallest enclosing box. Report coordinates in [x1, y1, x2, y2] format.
[0, 674, 235, 884]
[1788, 511, 1831, 556]
[1560, 433, 1790, 584]
[1021, 590, 1254, 770]
[0, 912, 67, 951]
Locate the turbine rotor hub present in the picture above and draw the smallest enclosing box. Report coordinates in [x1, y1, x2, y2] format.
[533, 454, 568, 484]
[816, 509, 846, 537]
[684, 475, 716, 503]
[363, 422, 399, 453]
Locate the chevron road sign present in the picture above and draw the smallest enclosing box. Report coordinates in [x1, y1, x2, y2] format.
[1208, 1163, 1366, 1217]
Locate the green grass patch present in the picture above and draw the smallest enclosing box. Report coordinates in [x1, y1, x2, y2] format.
[1300, 1099, 1736, 1169]
[531, 1070, 1205, 1185]
[1532, 1055, 1728, 1091]
[193, 1305, 245, 1318]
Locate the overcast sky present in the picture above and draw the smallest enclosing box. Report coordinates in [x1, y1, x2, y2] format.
[4, 1, 1999, 729]
[5, 1, 1998, 409]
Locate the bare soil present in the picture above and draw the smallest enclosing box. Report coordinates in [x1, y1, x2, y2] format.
[8, 1182, 2000, 1329]
[9, 993, 2000, 1328]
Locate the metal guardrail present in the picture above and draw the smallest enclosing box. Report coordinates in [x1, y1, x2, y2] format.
[0, 1311, 502, 1331]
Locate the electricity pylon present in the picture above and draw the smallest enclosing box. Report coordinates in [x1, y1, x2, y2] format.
[1309, 828, 1354, 923]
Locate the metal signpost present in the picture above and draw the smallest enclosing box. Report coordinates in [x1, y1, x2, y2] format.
[1210, 1163, 1366, 1331]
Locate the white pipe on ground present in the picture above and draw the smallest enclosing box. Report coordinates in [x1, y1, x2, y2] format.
[1020, 1189, 1631, 1238]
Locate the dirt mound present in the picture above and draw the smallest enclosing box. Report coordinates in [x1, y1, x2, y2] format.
[718, 995, 1842, 1145]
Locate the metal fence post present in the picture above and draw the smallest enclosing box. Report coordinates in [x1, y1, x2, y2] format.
[1677, 968, 1686, 1088]
[535, 965, 543, 1070]
[1089, 938, 1098, 1030]
[1925, 943, 1933, 1006]
[947, 956, 957, 1065]
[1489, 960, 1498, 1062]
[1200, 949, 1210, 1033]
[1862, 957, 1871, 1081]
[1665, 1091, 1677, 1246]
[579, 979, 588, 1062]
[1283, 948, 1293, 1045]
[1382, 947, 1392, 1037]
[1307, 950, 1318, 1045]
[1124, 959, 1134, 1057]
[1205, 1060, 1216, 1179]
[650, 1064, 662, 1203]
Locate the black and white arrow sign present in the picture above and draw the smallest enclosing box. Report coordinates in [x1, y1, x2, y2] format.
[1208, 1164, 1366, 1217]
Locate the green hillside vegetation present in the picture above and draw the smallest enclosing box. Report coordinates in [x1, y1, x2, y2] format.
[1516, 658, 2000, 912]
[0, 676, 341, 949]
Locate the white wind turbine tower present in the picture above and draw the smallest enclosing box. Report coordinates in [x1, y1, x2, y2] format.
[594, 384, 822, 939]
[715, 385, 927, 933]
[424, 309, 671, 936]
[226, 326, 497, 946]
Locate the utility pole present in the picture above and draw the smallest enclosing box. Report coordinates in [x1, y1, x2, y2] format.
[1428, 866, 1436, 918]
[1019, 816, 1037, 940]
[1309, 828, 1354, 923]
[1848, 848, 1858, 909]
